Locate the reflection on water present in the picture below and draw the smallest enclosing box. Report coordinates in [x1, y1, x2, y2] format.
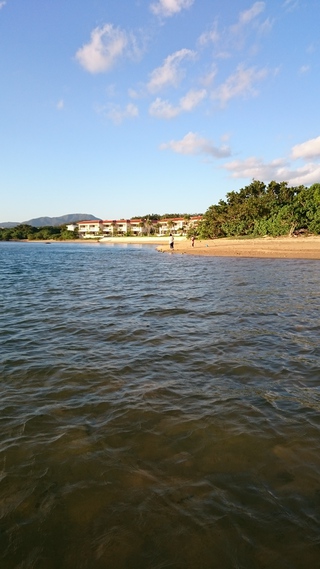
[0, 242, 320, 568]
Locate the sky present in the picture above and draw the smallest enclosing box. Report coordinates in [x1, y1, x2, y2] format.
[1, 0, 320, 222]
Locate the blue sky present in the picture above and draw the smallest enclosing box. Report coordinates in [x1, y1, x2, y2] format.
[1, 0, 319, 222]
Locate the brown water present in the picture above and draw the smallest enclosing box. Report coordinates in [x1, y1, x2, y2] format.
[1, 242, 320, 568]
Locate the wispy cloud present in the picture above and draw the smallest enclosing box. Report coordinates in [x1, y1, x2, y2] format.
[198, 21, 219, 46]
[179, 89, 207, 111]
[229, 1, 270, 51]
[212, 64, 268, 106]
[299, 65, 310, 74]
[160, 131, 231, 158]
[147, 48, 196, 93]
[149, 98, 179, 119]
[224, 136, 320, 186]
[56, 99, 64, 111]
[282, 0, 299, 12]
[0, 2, 6, 10]
[200, 64, 218, 87]
[149, 89, 206, 118]
[75, 24, 139, 73]
[199, 2, 271, 57]
[306, 43, 316, 54]
[234, 1, 266, 27]
[99, 102, 139, 124]
[150, 0, 194, 18]
[257, 17, 273, 35]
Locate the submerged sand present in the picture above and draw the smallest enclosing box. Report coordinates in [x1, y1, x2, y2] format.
[157, 236, 320, 260]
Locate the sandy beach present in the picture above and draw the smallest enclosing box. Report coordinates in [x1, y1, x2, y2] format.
[157, 235, 320, 260]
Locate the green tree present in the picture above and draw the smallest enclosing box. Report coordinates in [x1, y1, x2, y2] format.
[199, 180, 320, 239]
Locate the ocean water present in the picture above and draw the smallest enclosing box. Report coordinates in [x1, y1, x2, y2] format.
[0, 241, 320, 569]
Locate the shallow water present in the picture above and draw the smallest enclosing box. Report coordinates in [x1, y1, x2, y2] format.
[1, 241, 320, 568]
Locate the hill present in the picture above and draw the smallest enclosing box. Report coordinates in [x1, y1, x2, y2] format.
[0, 214, 99, 228]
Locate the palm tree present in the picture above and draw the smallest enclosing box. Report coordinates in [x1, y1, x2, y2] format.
[139, 220, 146, 235]
[167, 220, 174, 234]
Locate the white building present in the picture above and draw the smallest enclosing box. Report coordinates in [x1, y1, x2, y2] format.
[77, 220, 103, 238]
[77, 216, 202, 238]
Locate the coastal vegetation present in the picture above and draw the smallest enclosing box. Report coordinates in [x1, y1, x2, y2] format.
[2, 181, 320, 241]
[195, 180, 320, 239]
[0, 224, 78, 241]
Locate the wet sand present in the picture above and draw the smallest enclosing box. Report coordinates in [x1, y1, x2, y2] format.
[157, 236, 320, 260]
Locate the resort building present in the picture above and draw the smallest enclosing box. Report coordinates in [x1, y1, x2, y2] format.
[158, 216, 202, 235]
[101, 219, 154, 237]
[76, 216, 202, 238]
[66, 224, 77, 231]
[101, 220, 129, 236]
[77, 220, 103, 237]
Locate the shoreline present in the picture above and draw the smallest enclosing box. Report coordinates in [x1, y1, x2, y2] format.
[157, 235, 320, 260]
[99, 236, 186, 244]
[14, 236, 186, 245]
[6, 235, 320, 259]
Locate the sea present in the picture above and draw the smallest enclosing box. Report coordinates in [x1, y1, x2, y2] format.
[1, 241, 320, 569]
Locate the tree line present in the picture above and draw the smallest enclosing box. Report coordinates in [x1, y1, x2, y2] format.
[195, 181, 320, 239]
[0, 224, 78, 241]
[2, 181, 319, 241]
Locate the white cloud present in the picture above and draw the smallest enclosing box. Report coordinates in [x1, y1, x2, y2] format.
[283, 0, 299, 11]
[223, 137, 320, 186]
[0, 2, 6, 9]
[212, 64, 268, 106]
[286, 163, 320, 186]
[291, 136, 320, 160]
[149, 98, 179, 119]
[258, 17, 273, 35]
[150, 0, 194, 18]
[160, 131, 231, 158]
[149, 89, 206, 119]
[230, 2, 272, 48]
[299, 65, 310, 74]
[56, 99, 64, 111]
[198, 21, 219, 46]
[224, 157, 288, 181]
[128, 88, 140, 99]
[98, 102, 139, 124]
[179, 89, 207, 111]
[200, 65, 218, 87]
[238, 2, 265, 26]
[75, 24, 130, 73]
[306, 43, 316, 54]
[198, 2, 271, 62]
[147, 48, 196, 93]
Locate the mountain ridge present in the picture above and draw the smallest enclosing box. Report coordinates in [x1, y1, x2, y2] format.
[0, 214, 100, 228]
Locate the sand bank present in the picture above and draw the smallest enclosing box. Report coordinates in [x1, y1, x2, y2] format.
[157, 236, 320, 260]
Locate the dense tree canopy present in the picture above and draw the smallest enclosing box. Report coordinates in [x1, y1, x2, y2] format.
[0, 224, 78, 241]
[196, 181, 320, 239]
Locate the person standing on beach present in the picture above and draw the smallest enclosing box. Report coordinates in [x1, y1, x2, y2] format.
[169, 233, 174, 250]
[191, 236, 195, 247]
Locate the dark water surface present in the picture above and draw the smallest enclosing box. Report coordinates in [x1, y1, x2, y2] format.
[1, 241, 320, 569]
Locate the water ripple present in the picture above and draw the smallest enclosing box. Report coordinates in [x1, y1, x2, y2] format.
[1, 243, 320, 568]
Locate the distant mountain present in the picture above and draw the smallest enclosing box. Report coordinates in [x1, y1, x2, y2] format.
[0, 221, 19, 228]
[0, 214, 100, 228]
